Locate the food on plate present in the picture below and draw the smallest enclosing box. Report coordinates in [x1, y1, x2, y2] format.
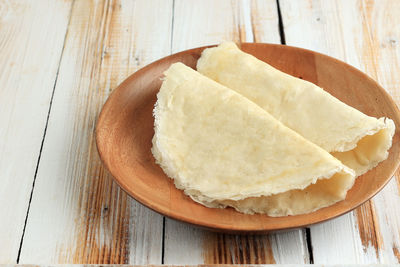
[197, 42, 395, 176]
[152, 62, 355, 216]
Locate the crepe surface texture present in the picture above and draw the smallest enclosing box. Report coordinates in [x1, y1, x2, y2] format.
[152, 62, 355, 216]
[197, 42, 395, 176]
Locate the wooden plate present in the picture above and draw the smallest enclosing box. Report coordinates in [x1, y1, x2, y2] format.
[96, 43, 400, 233]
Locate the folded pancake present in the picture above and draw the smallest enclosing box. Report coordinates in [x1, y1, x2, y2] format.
[152, 62, 355, 216]
[197, 42, 395, 176]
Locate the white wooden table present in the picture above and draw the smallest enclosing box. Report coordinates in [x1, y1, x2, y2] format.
[1, 0, 400, 264]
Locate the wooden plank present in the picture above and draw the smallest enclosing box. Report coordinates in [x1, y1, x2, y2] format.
[19, 0, 173, 264]
[165, 220, 309, 264]
[278, 0, 400, 263]
[0, 0, 72, 263]
[172, 0, 280, 53]
[360, 0, 400, 262]
[164, 0, 309, 264]
[171, 0, 241, 53]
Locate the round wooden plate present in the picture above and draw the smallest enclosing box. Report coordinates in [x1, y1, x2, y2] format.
[96, 43, 400, 233]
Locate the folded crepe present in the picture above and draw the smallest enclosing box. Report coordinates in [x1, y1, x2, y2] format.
[152, 62, 355, 216]
[197, 42, 395, 176]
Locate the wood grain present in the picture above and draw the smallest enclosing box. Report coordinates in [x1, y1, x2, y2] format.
[278, 0, 400, 263]
[164, 0, 308, 264]
[19, 0, 172, 264]
[0, 0, 72, 263]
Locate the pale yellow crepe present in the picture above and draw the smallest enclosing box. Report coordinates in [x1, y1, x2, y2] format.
[197, 42, 395, 176]
[152, 63, 355, 216]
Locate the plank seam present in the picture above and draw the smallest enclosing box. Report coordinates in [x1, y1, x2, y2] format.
[275, 0, 286, 45]
[306, 228, 314, 264]
[161, 217, 166, 264]
[15, 0, 76, 263]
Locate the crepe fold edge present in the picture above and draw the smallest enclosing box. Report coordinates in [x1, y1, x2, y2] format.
[332, 118, 395, 176]
[152, 62, 356, 217]
[184, 166, 355, 217]
[190, 169, 354, 217]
